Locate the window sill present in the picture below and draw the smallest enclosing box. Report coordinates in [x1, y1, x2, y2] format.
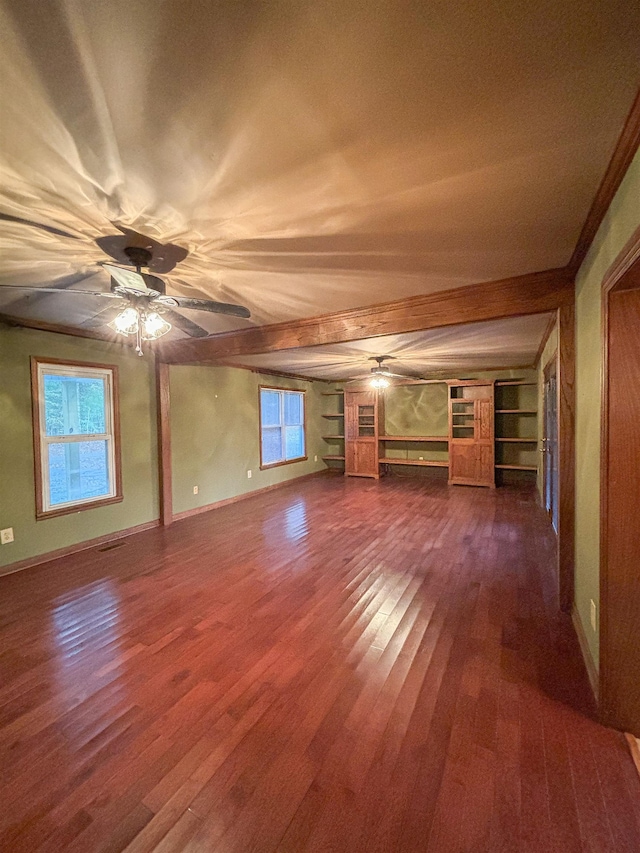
[259, 456, 308, 471]
[36, 493, 124, 521]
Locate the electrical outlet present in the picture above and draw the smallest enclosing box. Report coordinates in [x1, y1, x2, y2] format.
[314, 455, 318, 462]
[590, 599, 597, 632]
[1, 527, 14, 545]
[247, 470, 252, 479]
[419, 456, 424, 460]
[193, 485, 199, 495]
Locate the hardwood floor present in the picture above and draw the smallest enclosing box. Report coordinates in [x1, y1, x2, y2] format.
[1, 475, 639, 852]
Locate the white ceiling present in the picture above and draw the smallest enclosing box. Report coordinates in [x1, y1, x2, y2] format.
[0, 0, 639, 340]
[222, 313, 554, 380]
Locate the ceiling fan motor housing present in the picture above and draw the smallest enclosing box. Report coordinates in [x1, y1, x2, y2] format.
[123, 246, 153, 269]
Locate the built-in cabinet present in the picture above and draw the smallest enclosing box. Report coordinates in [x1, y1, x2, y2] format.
[494, 380, 538, 475]
[325, 374, 537, 485]
[344, 388, 382, 477]
[448, 381, 495, 487]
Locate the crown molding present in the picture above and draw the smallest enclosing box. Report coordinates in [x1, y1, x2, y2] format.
[568, 88, 640, 275]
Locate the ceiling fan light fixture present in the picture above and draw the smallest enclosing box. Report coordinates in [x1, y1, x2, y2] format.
[141, 311, 171, 340]
[109, 305, 172, 354]
[109, 306, 139, 335]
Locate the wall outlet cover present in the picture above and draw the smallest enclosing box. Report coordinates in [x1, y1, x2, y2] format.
[247, 470, 252, 478]
[1, 528, 14, 545]
[193, 485, 199, 495]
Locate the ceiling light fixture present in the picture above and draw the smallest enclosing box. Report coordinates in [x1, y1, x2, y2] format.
[370, 375, 390, 388]
[109, 306, 172, 355]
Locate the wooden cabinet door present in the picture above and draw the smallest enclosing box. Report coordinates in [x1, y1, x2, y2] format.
[476, 444, 495, 487]
[353, 441, 377, 476]
[475, 398, 493, 441]
[449, 443, 478, 484]
[475, 396, 495, 486]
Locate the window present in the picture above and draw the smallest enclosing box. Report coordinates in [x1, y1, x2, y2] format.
[260, 387, 306, 467]
[32, 359, 122, 518]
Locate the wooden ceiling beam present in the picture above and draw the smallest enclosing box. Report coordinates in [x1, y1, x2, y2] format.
[161, 267, 573, 363]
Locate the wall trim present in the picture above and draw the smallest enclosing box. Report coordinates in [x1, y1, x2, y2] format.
[0, 312, 122, 344]
[624, 733, 640, 781]
[599, 228, 640, 730]
[572, 605, 599, 703]
[601, 223, 640, 294]
[557, 303, 576, 613]
[569, 89, 640, 274]
[156, 361, 172, 527]
[212, 360, 331, 384]
[0, 519, 160, 578]
[534, 315, 557, 368]
[173, 470, 328, 522]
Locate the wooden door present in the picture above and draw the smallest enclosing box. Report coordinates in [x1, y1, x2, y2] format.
[601, 284, 640, 734]
[345, 390, 379, 478]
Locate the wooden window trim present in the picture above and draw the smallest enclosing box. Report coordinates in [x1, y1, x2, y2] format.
[31, 357, 123, 520]
[258, 385, 307, 470]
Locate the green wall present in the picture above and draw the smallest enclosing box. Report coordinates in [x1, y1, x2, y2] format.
[0, 325, 158, 570]
[0, 327, 327, 573]
[169, 366, 325, 515]
[381, 369, 538, 468]
[384, 383, 449, 464]
[573, 147, 640, 672]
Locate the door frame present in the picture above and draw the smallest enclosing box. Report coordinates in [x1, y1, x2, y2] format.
[600, 224, 640, 728]
[542, 353, 558, 529]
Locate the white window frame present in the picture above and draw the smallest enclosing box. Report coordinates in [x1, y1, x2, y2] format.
[259, 386, 307, 468]
[32, 359, 122, 518]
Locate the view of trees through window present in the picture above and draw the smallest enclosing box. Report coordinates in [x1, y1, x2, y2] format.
[40, 371, 113, 508]
[44, 375, 106, 435]
[260, 388, 305, 466]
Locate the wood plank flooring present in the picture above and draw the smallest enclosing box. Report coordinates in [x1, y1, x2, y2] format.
[1, 475, 639, 852]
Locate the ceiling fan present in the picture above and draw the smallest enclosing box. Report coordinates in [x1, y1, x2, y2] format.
[345, 355, 442, 387]
[0, 221, 251, 355]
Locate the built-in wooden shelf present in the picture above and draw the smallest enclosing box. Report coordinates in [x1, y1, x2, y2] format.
[322, 455, 346, 461]
[495, 380, 537, 386]
[322, 435, 345, 440]
[495, 437, 537, 443]
[380, 458, 449, 468]
[322, 414, 344, 419]
[495, 409, 537, 414]
[321, 391, 345, 396]
[379, 435, 449, 442]
[495, 463, 537, 471]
